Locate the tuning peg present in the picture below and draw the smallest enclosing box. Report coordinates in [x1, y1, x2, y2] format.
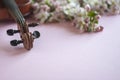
[7, 29, 20, 36]
[10, 40, 23, 46]
[28, 23, 39, 27]
[32, 31, 40, 39]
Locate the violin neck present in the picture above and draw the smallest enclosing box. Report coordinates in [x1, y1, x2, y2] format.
[3, 0, 26, 27]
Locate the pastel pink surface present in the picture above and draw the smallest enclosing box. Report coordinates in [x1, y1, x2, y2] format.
[0, 16, 120, 80]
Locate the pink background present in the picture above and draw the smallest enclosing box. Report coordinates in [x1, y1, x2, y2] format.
[0, 15, 120, 80]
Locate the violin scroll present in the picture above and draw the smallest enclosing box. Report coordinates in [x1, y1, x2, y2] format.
[7, 23, 40, 50]
[2, 0, 41, 50]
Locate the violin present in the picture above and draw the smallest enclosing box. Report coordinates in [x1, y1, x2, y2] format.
[0, 0, 40, 50]
[0, 0, 32, 20]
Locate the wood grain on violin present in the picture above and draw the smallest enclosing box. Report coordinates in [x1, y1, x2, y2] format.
[0, 0, 32, 20]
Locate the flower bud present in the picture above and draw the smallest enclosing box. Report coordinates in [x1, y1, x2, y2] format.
[85, 4, 91, 11]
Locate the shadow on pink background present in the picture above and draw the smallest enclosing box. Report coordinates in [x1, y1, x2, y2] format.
[0, 15, 120, 80]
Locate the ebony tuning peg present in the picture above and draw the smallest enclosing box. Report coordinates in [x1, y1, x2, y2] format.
[32, 31, 40, 39]
[7, 29, 20, 36]
[28, 23, 39, 27]
[10, 40, 23, 46]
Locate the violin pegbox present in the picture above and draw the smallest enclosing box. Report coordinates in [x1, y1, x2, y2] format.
[7, 23, 40, 50]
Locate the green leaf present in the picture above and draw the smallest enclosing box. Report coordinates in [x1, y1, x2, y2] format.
[94, 20, 98, 24]
[45, 0, 51, 7]
[88, 11, 98, 17]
